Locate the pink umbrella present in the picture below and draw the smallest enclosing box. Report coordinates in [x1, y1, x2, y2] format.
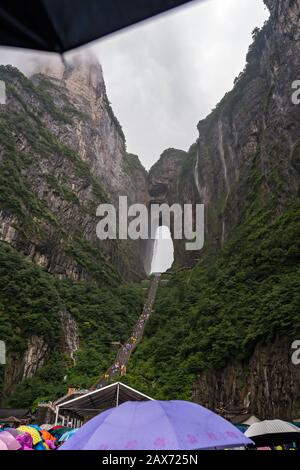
[0, 439, 8, 450]
[16, 433, 33, 450]
[4, 428, 22, 438]
[45, 439, 56, 450]
[0, 431, 22, 450]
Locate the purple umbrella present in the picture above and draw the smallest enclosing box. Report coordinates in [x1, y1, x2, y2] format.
[16, 433, 34, 450]
[59, 400, 253, 450]
[0, 431, 22, 450]
[4, 428, 23, 438]
[0, 440, 8, 450]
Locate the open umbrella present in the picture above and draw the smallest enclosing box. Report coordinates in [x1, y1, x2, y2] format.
[17, 425, 42, 446]
[245, 420, 300, 447]
[59, 400, 253, 450]
[0, 439, 8, 450]
[0, 431, 22, 450]
[15, 433, 34, 450]
[41, 430, 56, 441]
[0, 0, 193, 53]
[59, 428, 78, 443]
[4, 428, 23, 437]
[50, 426, 72, 438]
[40, 424, 53, 431]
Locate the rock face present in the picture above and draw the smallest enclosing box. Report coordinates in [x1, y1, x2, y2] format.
[193, 339, 300, 420]
[1, 0, 300, 415]
[127, 0, 300, 419]
[22, 336, 49, 379]
[145, 146, 200, 272]
[59, 311, 79, 364]
[0, 55, 148, 399]
[0, 55, 148, 286]
[189, 0, 300, 415]
[147, 0, 300, 256]
[3, 336, 49, 399]
[33, 55, 148, 207]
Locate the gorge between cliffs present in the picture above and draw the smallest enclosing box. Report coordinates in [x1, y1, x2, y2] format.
[0, 0, 300, 422]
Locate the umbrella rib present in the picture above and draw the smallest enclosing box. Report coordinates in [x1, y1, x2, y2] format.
[39, 0, 64, 53]
[155, 401, 182, 448]
[0, 6, 49, 49]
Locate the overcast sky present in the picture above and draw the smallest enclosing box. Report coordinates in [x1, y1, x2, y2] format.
[0, 0, 268, 170]
[0, 0, 269, 272]
[93, 0, 269, 169]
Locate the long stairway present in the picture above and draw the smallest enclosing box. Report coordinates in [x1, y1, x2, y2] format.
[92, 274, 160, 389]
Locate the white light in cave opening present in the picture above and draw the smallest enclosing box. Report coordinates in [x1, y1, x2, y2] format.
[150, 226, 174, 274]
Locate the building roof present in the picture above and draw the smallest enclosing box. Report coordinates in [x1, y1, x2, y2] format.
[54, 390, 89, 406]
[0, 408, 31, 419]
[57, 382, 153, 419]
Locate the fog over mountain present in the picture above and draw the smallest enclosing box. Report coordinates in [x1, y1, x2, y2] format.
[0, 0, 269, 169]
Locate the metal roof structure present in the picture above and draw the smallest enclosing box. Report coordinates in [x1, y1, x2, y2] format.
[55, 382, 153, 425]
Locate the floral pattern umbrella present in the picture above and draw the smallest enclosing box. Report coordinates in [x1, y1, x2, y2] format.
[60, 400, 253, 450]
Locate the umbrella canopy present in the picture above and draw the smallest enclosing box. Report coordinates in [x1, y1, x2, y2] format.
[0, 431, 22, 450]
[17, 425, 42, 445]
[4, 428, 23, 437]
[40, 424, 53, 431]
[0, 439, 8, 450]
[0, 0, 193, 53]
[234, 424, 249, 433]
[59, 400, 253, 450]
[245, 420, 300, 438]
[245, 420, 300, 447]
[59, 428, 78, 443]
[15, 432, 34, 450]
[50, 426, 72, 438]
[41, 430, 56, 442]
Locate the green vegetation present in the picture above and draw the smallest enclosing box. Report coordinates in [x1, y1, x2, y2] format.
[292, 142, 300, 177]
[125, 153, 147, 178]
[118, 19, 300, 404]
[0, 65, 118, 283]
[180, 143, 197, 177]
[104, 95, 125, 141]
[0, 65, 147, 407]
[65, 236, 120, 286]
[0, 242, 145, 407]
[126, 204, 300, 399]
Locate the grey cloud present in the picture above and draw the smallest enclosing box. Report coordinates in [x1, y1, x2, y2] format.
[93, 0, 269, 169]
[0, 0, 269, 170]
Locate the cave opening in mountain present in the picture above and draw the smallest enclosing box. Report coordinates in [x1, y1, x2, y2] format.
[150, 225, 174, 275]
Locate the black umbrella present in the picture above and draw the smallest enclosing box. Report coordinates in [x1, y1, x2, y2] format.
[0, 0, 194, 53]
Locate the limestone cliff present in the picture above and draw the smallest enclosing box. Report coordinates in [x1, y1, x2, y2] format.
[1, 0, 300, 416]
[193, 339, 300, 420]
[0, 55, 147, 285]
[0, 55, 147, 403]
[147, 0, 300, 257]
[127, 0, 300, 419]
